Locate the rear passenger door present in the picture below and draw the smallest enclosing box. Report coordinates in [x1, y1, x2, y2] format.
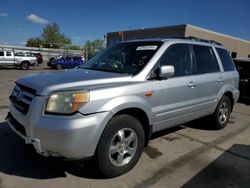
[192, 45, 222, 111]
[152, 43, 199, 132]
[216, 47, 239, 96]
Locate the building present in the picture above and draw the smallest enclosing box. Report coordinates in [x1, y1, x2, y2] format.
[106, 24, 250, 58]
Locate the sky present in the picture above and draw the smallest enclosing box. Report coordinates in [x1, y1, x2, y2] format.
[0, 0, 249, 46]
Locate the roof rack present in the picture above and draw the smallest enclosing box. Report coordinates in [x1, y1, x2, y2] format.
[163, 36, 222, 46]
[114, 36, 223, 46]
[185, 36, 222, 46]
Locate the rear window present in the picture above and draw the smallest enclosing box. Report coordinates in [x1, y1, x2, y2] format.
[193, 45, 219, 74]
[216, 48, 235, 71]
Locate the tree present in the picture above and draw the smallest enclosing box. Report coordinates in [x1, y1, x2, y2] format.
[41, 23, 71, 48]
[26, 23, 72, 48]
[69, 45, 82, 50]
[84, 39, 104, 58]
[26, 37, 43, 47]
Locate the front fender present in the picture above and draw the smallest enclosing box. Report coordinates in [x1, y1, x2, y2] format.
[79, 95, 153, 125]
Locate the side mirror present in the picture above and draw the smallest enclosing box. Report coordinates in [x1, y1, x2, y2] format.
[158, 65, 175, 79]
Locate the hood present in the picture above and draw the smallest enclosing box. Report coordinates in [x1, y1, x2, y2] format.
[16, 69, 133, 95]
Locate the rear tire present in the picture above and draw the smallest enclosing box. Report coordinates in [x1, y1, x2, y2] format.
[20, 62, 29, 70]
[211, 95, 232, 129]
[96, 114, 145, 177]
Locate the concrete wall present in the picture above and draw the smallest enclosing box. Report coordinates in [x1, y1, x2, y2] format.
[0, 45, 83, 61]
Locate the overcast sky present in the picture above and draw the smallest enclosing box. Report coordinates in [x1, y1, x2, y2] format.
[0, 0, 249, 46]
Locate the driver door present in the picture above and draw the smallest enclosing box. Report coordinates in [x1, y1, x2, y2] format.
[151, 43, 199, 132]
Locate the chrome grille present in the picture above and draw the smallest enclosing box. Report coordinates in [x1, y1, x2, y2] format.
[10, 84, 36, 114]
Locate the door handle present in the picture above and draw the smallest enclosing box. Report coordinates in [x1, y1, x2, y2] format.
[188, 82, 197, 88]
[217, 78, 224, 84]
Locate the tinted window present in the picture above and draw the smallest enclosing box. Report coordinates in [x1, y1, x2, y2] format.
[73, 57, 81, 61]
[15, 52, 25, 56]
[158, 44, 192, 77]
[193, 45, 219, 74]
[65, 57, 73, 61]
[6, 51, 11, 56]
[216, 48, 235, 71]
[0, 51, 3, 56]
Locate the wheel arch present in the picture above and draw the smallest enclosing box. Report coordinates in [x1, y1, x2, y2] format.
[223, 91, 234, 111]
[114, 108, 152, 146]
[217, 84, 236, 112]
[21, 60, 31, 65]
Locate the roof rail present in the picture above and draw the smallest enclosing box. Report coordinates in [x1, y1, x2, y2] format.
[186, 36, 222, 46]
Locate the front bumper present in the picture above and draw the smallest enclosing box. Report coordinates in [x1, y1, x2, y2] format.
[6, 113, 46, 156]
[6, 109, 113, 159]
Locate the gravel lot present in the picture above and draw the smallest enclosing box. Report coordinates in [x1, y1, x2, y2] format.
[0, 64, 250, 188]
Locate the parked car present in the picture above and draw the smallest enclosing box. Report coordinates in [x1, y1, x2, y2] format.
[47, 55, 64, 67]
[49, 55, 63, 62]
[15, 52, 43, 65]
[0, 50, 37, 70]
[34, 53, 43, 64]
[15, 52, 35, 57]
[234, 58, 250, 99]
[6, 38, 239, 177]
[48, 56, 84, 69]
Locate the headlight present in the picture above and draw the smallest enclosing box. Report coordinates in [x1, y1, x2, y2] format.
[45, 90, 89, 114]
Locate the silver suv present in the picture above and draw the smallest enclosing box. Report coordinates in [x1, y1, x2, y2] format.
[6, 38, 239, 177]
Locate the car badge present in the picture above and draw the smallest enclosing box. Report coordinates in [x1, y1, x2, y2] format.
[15, 87, 23, 100]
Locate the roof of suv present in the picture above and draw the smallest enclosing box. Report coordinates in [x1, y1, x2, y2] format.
[123, 37, 223, 47]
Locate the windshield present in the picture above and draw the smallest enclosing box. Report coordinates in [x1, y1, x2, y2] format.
[79, 41, 163, 75]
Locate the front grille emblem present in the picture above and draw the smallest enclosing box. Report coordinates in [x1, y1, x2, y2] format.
[15, 86, 23, 101]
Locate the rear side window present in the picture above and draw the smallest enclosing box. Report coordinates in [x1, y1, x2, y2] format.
[158, 44, 193, 77]
[216, 48, 235, 71]
[193, 45, 219, 74]
[6, 51, 11, 56]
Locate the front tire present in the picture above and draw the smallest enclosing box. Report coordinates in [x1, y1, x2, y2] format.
[211, 95, 232, 129]
[96, 114, 145, 177]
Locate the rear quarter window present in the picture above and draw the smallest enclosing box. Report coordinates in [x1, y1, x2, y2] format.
[216, 48, 235, 71]
[193, 45, 219, 74]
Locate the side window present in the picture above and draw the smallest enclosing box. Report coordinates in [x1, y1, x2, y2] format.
[6, 51, 11, 56]
[158, 44, 192, 77]
[0, 51, 4, 56]
[65, 57, 72, 61]
[216, 48, 235, 71]
[193, 45, 219, 74]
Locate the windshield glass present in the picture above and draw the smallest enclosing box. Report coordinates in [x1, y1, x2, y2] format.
[79, 41, 163, 75]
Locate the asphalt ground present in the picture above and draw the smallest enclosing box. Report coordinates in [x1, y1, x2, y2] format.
[0, 64, 250, 188]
